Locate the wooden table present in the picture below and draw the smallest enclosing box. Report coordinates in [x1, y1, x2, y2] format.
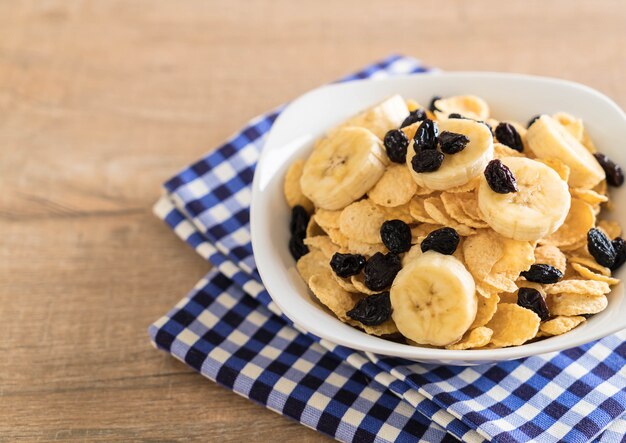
[2, 1, 625, 441]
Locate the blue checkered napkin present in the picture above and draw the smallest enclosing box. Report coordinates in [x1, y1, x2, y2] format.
[151, 55, 626, 442]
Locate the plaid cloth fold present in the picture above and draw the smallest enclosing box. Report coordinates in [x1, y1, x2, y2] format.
[150, 55, 626, 442]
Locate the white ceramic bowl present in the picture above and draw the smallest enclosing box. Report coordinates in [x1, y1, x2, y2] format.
[250, 72, 626, 365]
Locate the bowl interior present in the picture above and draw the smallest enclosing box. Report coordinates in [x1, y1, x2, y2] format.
[251, 72, 626, 364]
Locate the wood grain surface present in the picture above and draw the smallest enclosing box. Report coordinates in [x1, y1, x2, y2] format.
[1, 1, 625, 441]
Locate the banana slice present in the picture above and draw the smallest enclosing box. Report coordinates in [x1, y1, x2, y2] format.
[406, 118, 493, 190]
[390, 251, 477, 346]
[478, 156, 571, 241]
[333, 94, 409, 140]
[433, 95, 490, 120]
[526, 115, 604, 189]
[301, 126, 387, 210]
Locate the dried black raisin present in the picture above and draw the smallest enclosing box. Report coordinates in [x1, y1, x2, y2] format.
[347, 291, 392, 326]
[364, 253, 402, 291]
[611, 237, 626, 271]
[484, 159, 518, 194]
[400, 108, 427, 128]
[413, 119, 439, 151]
[383, 129, 409, 163]
[495, 122, 524, 152]
[380, 219, 412, 254]
[593, 153, 624, 187]
[438, 131, 469, 155]
[587, 228, 616, 268]
[289, 236, 308, 260]
[289, 205, 309, 261]
[517, 287, 550, 321]
[411, 150, 444, 173]
[520, 264, 563, 284]
[290, 205, 309, 236]
[527, 115, 541, 128]
[420, 227, 460, 255]
[330, 253, 366, 278]
[429, 96, 442, 112]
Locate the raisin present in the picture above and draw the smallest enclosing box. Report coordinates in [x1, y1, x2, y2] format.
[517, 287, 550, 321]
[420, 227, 460, 255]
[364, 252, 402, 291]
[438, 131, 469, 155]
[495, 122, 524, 152]
[383, 129, 409, 163]
[593, 153, 624, 187]
[330, 253, 366, 278]
[413, 119, 439, 151]
[400, 108, 427, 128]
[587, 228, 616, 268]
[288, 236, 309, 260]
[411, 150, 444, 173]
[290, 205, 309, 236]
[347, 291, 392, 326]
[289, 205, 309, 261]
[448, 113, 465, 119]
[429, 96, 442, 112]
[520, 264, 563, 284]
[610, 237, 626, 271]
[484, 159, 518, 194]
[527, 115, 541, 128]
[380, 219, 412, 254]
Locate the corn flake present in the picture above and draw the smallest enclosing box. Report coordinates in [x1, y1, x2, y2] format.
[314, 209, 341, 230]
[493, 142, 524, 160]
[471, 294, 500, 328]
[309, 271, 361, 321]
[433, 95, 490, 121]
[581, 128, 597, 153]
[545, 199, 596, 248]
[346, 238, 387, 257]
[486, 303, 540, 347]
[339, 200, 385, 244]
[401, 121, 420, 141]
[568, 256, 610, 276]
[350, 274, 379, 295]
[401, 244, 423, 266]
[570, 188, 608, 206]
[423, 196, 475, 236]
[327, 228, 350, 248]
[553, 112, 584, 141]
[368, 164, 417, 207]
[547, 292, 608, 316]
[446, 327, 493, 350]
[306, 217, 325, 238]
[546, 279, 610, 296]
[440, 192, 489, 228]
[410, 196, 438, 224]
[540, 315, 586, 336]
[349, 318, 400, 336]
[332, 273, 360, 293]
[381, 201, 414, 224]
[284, 159, 314, 212]
[534, 244, 567, 273]
[571, 262, 620, 285]
[297, 249, 330, 284]
[304, 235, 339, 259]
[538, 157, 570, 182]
[463, 230, 504, 281]
[445, 176, 480, 193]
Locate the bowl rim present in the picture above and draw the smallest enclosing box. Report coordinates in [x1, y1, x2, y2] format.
[251, 71, 626, 363]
